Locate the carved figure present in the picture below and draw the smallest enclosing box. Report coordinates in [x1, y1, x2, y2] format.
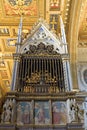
[1, 99, 14, 123]
[70, 99, 83, 122]
[75, 104, 84, 122]
[69, 99, 76, 122]
[1, 108, 6, 123]
[4, 107, 12, 122]
[11, 99, 16, 122]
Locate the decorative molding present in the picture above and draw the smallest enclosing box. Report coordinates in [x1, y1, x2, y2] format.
[20, 19, 65, 54]
[24, 42, 59, 56]
[78, 42, 87, 48]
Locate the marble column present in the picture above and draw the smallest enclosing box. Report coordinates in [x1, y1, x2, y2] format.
[62, 55, 73, 91]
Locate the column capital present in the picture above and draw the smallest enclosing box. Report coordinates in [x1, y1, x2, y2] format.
[61, 54, 70, 61]
[13, 53, 21, 61]
[15, 42, 22, 46]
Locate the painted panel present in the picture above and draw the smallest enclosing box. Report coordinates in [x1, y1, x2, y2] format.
[17, 102, 31, 125]
[3, 0, 38, 16]
[52, 101, 67, 124]
[34, 101, 50, 124]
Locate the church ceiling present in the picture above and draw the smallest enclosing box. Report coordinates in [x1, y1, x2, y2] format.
[3, 0, 38, 16]
[0, 0, 87, 96]
[79, 0, 87, 41]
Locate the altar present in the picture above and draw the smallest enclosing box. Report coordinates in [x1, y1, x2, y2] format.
[0, 18, 84, 130]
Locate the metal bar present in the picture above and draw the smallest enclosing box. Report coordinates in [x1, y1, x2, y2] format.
[52, 59, 54, 80]
[28, 58, 30, 78]
[22, 57, 25, 91]
[31, 58, 32, 77]
[42, 59, 43, 76]
[34, 59, 35, 73]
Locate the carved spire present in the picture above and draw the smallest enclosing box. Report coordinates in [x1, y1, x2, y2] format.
[16, 16, 23, 53]
[17, 16, 23, 44]
[60, 15, 66, 43]
[11, 17, 23, 91]
[60, 15, 68, 53]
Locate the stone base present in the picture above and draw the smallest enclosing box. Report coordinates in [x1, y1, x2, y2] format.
[0, 124, 16, 130]
[0, 123, 84, 130]
[0, 92, 84, 130]
[67, 123, 84, 130]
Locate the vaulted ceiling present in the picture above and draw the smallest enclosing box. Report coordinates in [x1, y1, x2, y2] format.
[0, 0, 87, 97]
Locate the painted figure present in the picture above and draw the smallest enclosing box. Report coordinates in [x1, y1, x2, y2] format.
[35, 101, 50, 124]
[60, 103, 67, 124]
[17, 104, 23, 125]
[53, 105, 61, 124]
[4, 106, 12, 122]
[36, 107, 45, 124]
[23, 105, 30, 124]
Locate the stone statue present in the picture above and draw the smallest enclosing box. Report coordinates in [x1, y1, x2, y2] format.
[75, 104, 84, 122]
[69, 99, 76, 122]
[1, 99, 10, 123]
[69, 99, 83, 123]
[1, 108, 6, 123]
[4, 107, 12, 122]
[11, 99, 16, 123]
[1, 98, 16, 123]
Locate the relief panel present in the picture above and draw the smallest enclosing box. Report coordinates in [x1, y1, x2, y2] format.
[77, 63, 87, 91]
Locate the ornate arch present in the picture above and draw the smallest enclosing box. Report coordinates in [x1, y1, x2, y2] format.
[67, 0, 82, 89]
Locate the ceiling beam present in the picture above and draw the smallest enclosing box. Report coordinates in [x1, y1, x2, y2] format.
[0, 74, 8, 94]
[5, 61, 11, 80]
[0, 39, 5, 52]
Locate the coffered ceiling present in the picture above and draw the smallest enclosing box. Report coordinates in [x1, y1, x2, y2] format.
[0, 0, 87, 97]
[79, 0, 87, 41]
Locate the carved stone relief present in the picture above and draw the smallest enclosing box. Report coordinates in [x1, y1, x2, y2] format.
[20, 23, 64, 54]
[77, 63, 87, 91]
[83, 97, 87, 128]
[1, 98, 16, 123]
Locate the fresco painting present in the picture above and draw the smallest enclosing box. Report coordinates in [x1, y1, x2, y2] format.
[17, 102, 31, 125]
[4, 0, 38, 16]
[35, 101, 50, 124]
[52, 101, 67, 124]
[16, 101, 67, 125]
